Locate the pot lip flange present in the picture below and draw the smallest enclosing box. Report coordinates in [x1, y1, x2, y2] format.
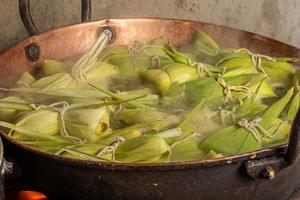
[0, 131, 287, 171]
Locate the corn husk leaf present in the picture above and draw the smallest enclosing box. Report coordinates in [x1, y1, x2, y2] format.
[261, 59, 295, 87]
[168, 134, 205, 162]
[163, 63, 199, 84]
[81, 61, 120, 88]
[287, 91, 300, 122]
[115, 135, 169, 162]
[64, 107, 109, 141]
[216, 53, 250, 68]
[99, 45, 129, 60]
[260, 87, 294, 128]
[118, 108, 181, 132]
[98, 124, 145, 145]
[235, 97, 268, 119]
[261, 118, 291, 146]
[0, 96, 32, 121]
[191, 30, 220, 56]
[16, 72, 36, 87]
[200, 125, 261, 156]
[42, 59, 68, 76]
[141, 69, 171, 94]
[163, 43, 190, 64]
[118, 88, 159, 107]
[14, 109, 59, 137]
[30, 73, 75, 91]
[185, 77, 223, 105]
[59, 144, 107, 160]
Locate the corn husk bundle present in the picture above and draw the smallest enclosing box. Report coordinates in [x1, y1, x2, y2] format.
[115, 135, 169, 162]
[0, 29, 299, 164]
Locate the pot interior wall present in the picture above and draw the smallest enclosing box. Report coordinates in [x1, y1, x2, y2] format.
[0, 18, 299, 88]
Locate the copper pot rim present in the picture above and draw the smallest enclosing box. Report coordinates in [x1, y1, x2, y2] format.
[0, 18, 298, 170]
[2, 17, 300, 54]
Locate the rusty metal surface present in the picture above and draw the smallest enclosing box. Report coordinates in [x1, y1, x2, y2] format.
[0, 18, 300, 199]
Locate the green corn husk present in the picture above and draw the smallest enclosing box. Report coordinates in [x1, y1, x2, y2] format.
[0, 96, 32, 121]
[79, 61, 120, 88]
[134, 39, 168, 57]
[21, 140, 68, 154]
[185, 77, 222, 105]
[141, 69, 171, 94]
[261, 59, 295, 87]
[0, 120, 70, 146]
[163, 43, 190, 64]
[222, 66, 258, 78]
[168, 134, 206, 162]
[103, 52, 151, 73]
[30, 73, 75, 91]
[204, 150, 224, 159]
[200, 125, 261, 156]
[163, 43, 219, 75]
[166, 99, 206, 145]
[42, 59, 68, 76]
[13, 109, 59, 137]
[98, 124, 145, 145]
[16, 72, 36, 87]
[142, 62, 199, 96]
[118, 108, 181, 132]
[118, 88, 159, 107]
[163, 63, 199, 84]
[225, 73, 276, 100]
[0, 87, 108, 104]
[247, 79, 277, 99]
[64, 107, 110, 141]
[156, 128, 183, 138]
[200, 88, 294, 155]
[87, 83, 145, 109]
[260, 87, 294, 128]
[235, 97, 268, 119]
[261, 118, 291, 146]
[287, 90, 300, 122]
[216, 54, 251, 69]
[58, 146, 112, 162]
[98, 124, 145, 142]
[99, 130, 142, 146]
[185, 73, 261, 106]
[60, 144, 108, 160]
[99, 45, 129, 60]
[190, 30, 220, 56]
[115, 135, 169, 163]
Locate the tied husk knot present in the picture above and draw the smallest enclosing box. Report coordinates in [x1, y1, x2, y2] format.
[235, 48, 276, 74]
[217, 73, 249, 102]
[238, 118, 272, 142]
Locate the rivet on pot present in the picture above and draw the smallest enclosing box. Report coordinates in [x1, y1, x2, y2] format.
[25, 43, 40, 62]
[101, 26, 116, 44]
[262, 167, 276, 179]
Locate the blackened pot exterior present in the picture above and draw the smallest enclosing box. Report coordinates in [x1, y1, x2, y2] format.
[3, 140, 300, 200]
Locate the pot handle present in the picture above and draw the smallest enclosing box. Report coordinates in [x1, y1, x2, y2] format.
[19, 0, 91, 36]
[286, 109, 300, 164]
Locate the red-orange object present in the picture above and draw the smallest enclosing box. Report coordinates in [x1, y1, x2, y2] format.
[6, 190, 47, 200]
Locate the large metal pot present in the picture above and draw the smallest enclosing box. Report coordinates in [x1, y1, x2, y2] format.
[0, 0, 300, 199]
